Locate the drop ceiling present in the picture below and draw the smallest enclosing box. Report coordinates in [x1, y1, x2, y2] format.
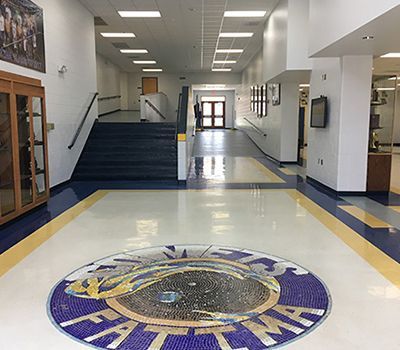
[78, 0, 279, 73]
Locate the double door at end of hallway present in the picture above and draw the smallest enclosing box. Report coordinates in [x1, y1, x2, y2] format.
[201, 101, 226, 129]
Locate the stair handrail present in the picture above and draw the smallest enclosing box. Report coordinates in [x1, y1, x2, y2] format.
[68, 92, 99, 150]
[176, 87, 189, 137]
[244, 117, 267, 137]
[145, 99, 167, 120]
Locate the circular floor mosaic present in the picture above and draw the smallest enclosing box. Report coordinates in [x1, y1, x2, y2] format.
[48, 245, 331, 350]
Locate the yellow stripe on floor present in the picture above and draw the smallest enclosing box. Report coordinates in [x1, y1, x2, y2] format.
[0, 190, 108, 278]
[287, 190, 400, 288]
[338, 205, 392, 228]
[391, 187, 400, 195]
[249, 158, 285, 183]
[279, 167, 297, 176]
[390, 206, 400, 214]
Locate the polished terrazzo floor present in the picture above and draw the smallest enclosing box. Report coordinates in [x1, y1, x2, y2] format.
[0, 130, 400, 350]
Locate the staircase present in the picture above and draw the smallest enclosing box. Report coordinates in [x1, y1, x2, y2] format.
[72, 122, 178, 181]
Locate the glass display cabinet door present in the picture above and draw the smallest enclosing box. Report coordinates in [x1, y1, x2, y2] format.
[16, 95, 33, 207]
[32, 96, 47, 198]
[0, 92, 16, 217]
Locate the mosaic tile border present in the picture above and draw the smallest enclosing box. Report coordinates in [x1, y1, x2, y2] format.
[48, 245, 331, 350]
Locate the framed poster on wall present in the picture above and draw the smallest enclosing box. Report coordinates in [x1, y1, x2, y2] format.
[261, 84, 267, 117]
[0, 0, 46, 72]
[270, 83, 281, 106]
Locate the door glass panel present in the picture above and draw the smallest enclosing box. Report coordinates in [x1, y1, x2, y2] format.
[203, 103, 212, 116]
[215, 118, 224, 127]
[17, 95, 33, 207]
[203, 118, 212, 127]
[215, 103, 224, 117]
[32, 97, 46, 197]
[0, 93, 15, 216]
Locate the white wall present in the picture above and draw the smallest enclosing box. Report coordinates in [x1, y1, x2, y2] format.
[193, 90, 236, 129]
[237, 50, 299, 162]
[309, 0, 400, 56]
[0, 0, 97, 187]
[263, 0, 312, 82]
[307, 56, 373, 192]
[96, 53, 122, 115]
[120, 72, 129, 111]
[128, 72, 241, 121]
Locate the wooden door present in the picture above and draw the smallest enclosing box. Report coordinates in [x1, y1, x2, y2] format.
[201, 101, 226, 129]
[142, 77, 158, 95]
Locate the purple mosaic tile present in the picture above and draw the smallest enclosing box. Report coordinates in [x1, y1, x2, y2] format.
[48, 245, 331, 349]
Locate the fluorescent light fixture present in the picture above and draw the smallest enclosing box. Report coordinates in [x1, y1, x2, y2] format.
[216, 49, 244, 54]
[143, 68, 163, 72]
[224, 11, 266, 17]
[219, 32, 254, 38]
[118, 11, 161, 18]
[212, 68, 232, 72]
[101, 32, 136, 38]
[388, 77, 398, 80]
[299, 84, 310, 87]
[214, 60, 237, 64]
[377, 87, 395, 91]
[120, 49, 148, 53]
[381, 53, 400, 58]
[134, 60, 157, 64]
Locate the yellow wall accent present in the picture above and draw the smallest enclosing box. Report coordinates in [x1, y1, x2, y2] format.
[287, 190, 400, 288]
[177, 134, 187, 142]
[0, 191, 108, 278]
[339, 205, 392, 228]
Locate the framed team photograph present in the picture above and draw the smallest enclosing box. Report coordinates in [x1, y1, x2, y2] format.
[270, 83, 281, 106]
[0, 0, 46, 72]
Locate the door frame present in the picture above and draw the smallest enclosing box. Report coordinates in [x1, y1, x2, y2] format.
[201, 101, 226, 129]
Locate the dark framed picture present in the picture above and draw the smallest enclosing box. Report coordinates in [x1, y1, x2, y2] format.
[0, 0, 46, 72]
[261, 84, 267, 117]
[270, 83, 281, 106]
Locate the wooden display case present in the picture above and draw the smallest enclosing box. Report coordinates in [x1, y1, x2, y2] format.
[0, 70, 49, 225]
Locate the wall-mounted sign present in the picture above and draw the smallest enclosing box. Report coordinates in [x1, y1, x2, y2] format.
[0, 0, 46, 72]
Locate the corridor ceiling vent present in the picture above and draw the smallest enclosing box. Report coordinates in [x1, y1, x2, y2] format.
[224, 11, 267, 18]
[101, 33, 136, 38]
[94, 16, 107, 26]
[118, 11, 162, 18]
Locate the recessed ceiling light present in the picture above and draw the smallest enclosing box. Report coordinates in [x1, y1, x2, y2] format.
[118, 11, 161, 18]
[299, 84, 310, 87]
[381, 53, 400, 58]
[219, 32, 254, 38]
[216, 49, 244, 54]
[388, 77, 398, 80]
[376, 87, 395, 91]
[143, 68, 163, 72]
[134, 60, 157, 64]
[101, 32, 136, 38]
[362, 35, 374, 40]
[214, 60, 237, 64]
[120, 49, 148, 53]
[212, 68, 232, 72]
[224, 11, 266, 18]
